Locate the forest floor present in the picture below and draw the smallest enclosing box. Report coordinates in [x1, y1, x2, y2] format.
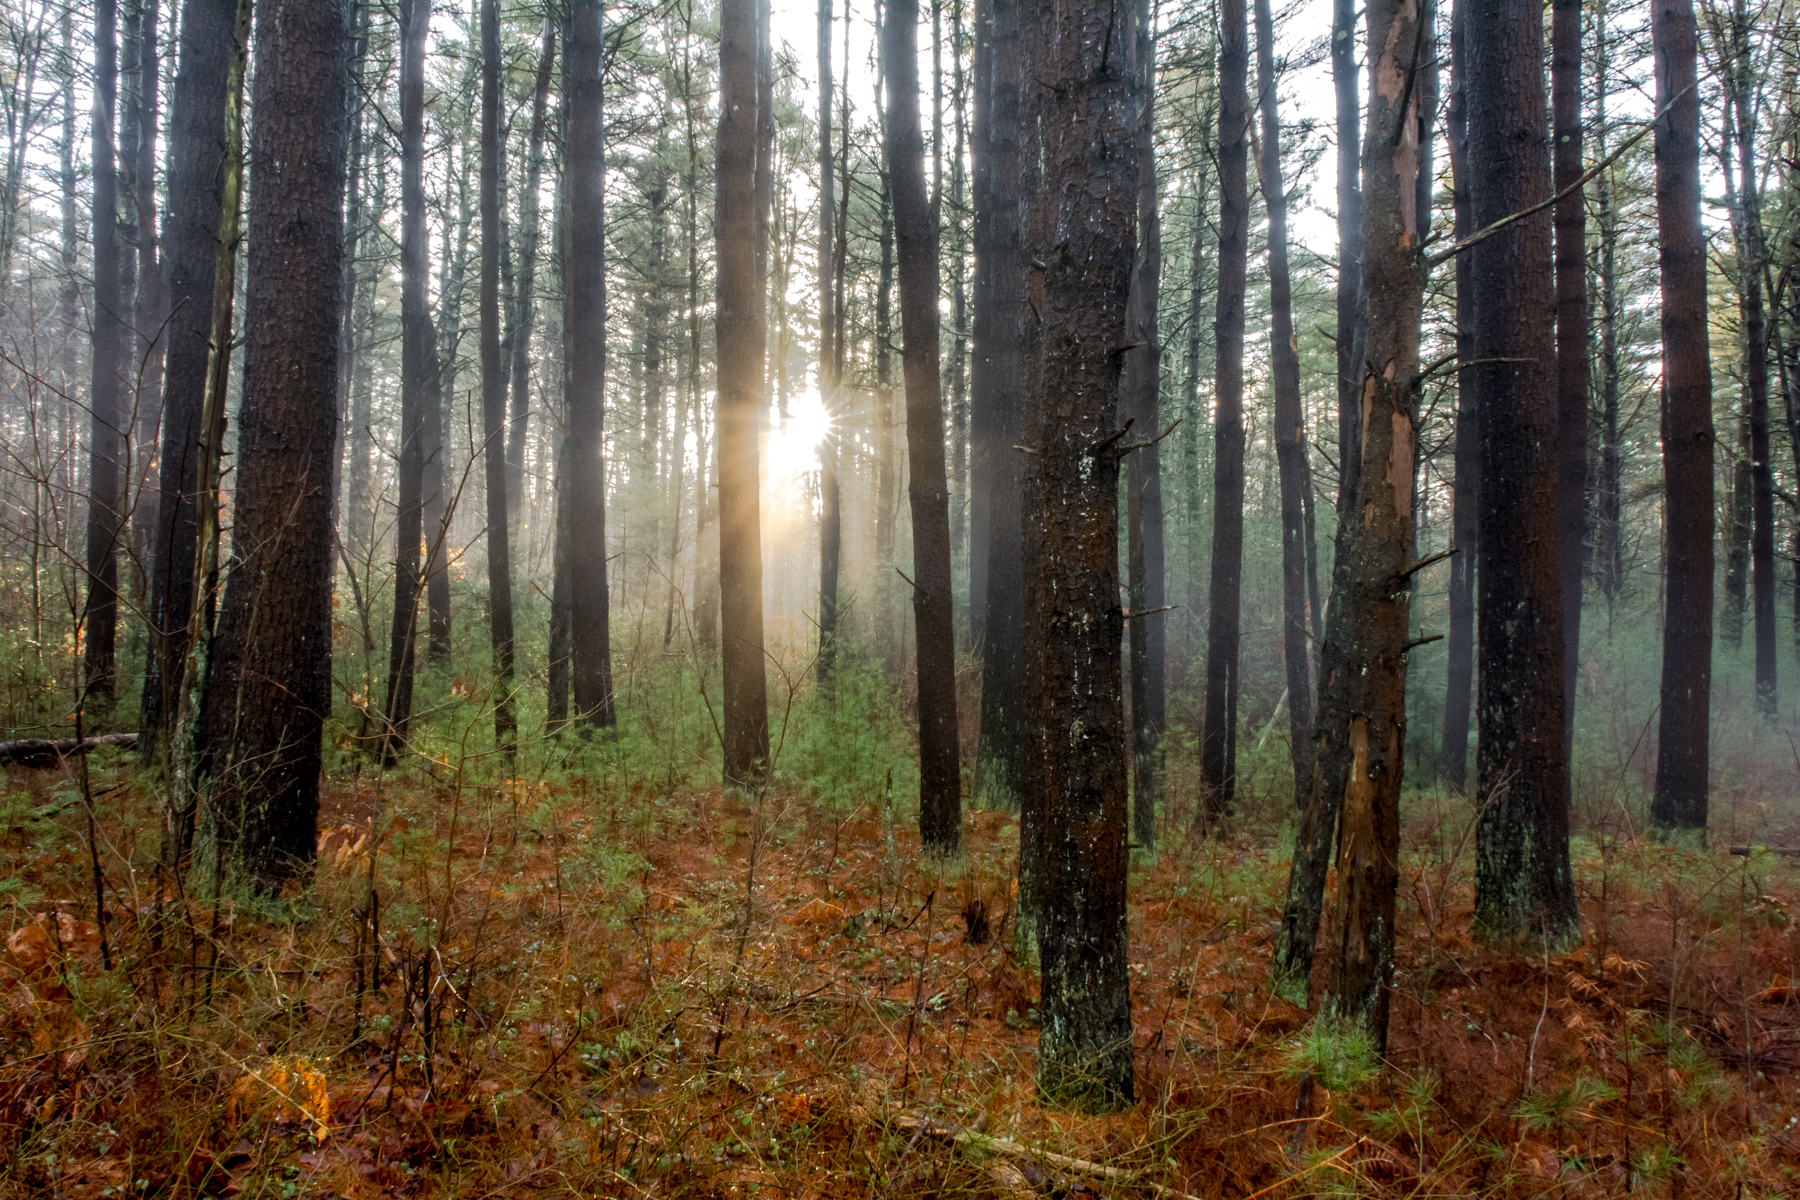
[1, 739, 1799, 1199]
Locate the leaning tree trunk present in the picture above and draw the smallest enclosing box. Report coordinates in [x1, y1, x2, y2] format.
[1200, 0, 1249, 824]
[1021, 0, 1139, 1113]
[1257, 0, 1311, 808]
[380, 0, 430, 763]
[884, 0, 963, 858]
[717, 0, 771, 783]
[139, 0, 242, 761]
[198, 0, 350, 890]
[1649, 0, 1714, 839]
[479, 0, 516, 752]
[1552, 0, 1587, 785]
[85, 0, 123, 712]
[567, 0, 617, 730]
[971, 0, 1028, 812]
[1469, 0, 1578, 946]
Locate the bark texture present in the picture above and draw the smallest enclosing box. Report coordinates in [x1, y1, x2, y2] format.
[1468, 0, 1577, 946]
[1257, 0, 1310, 807]
[1552, 0, 1586, 779]
[971, 0, 1026, 812]
[566, 0, 617, 729]
[1200, 0, 1249, 823]
[1649, 0, 1713, 838]
[85, 0, 123, 710]
[480, 0, 517, 750]
[716, 0, 771, 783]
[199, 0, 350, 888]
[140, 0, 239, 757]
[1125, 0, 1164, 850]
[884, 0, 962, 857]
[1021, 0, 1139, 1111]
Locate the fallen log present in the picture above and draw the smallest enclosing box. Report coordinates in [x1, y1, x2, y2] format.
[1729, 845, 1800, 857]
[0, 733, 137, 768]
[888, 1111, 1203, 1200]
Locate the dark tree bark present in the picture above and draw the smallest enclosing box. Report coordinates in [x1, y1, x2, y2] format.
[874, 177, 899, 675]
[1552, 0, 1587, 780]
[1273, 0, 1430, 1033]
[480, 0, 516, 751]
[380, 0, 430, 762]
[971, 0, 1026, 812]
[948, 2, 970, 623]
[567, 0, 616, 730]
[1124, 0, 1164, 851]
[1439, 0, 1477, 790]
[1256, 0, 1310, 806]
[1332, 0, 1361, 503]
[199, 0, 350, 888]
[1727, 0, 1775, 717]
[1593, 7, 1623, 602]
[884, 0, 963, 857]
[1469, 0, 1577, 947]
[508, 19, 556, 523]
[139, 0, 241, 760]
[817, 0, 841, 687]
[1020, 0, 1138, 1111]
[1649, 0, 1713, 838]
[1200, 0, 1248, 823]
[167, 0, 249, 860]
[84, 0, 123, 711]
[717, 0, 771, 783]
[125, 0, 165, 584]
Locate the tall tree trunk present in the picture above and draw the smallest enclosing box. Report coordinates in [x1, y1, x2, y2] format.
[479, 0, 516, 752]
[884, 0, 963, 859]
[567, 0, 616, 730]
[1729, 0, 1776, 717]
[1439, 0, 1477, 790]
[139, 0, 241, 760]
[381, 0, 430, 762]
[1200, 0, 1248, 823]
[167, 0, 249, 856]
[509, 19, 556, 524]
[948, 0, 969, 625]
[817, 0, 841, 687]
[1649, 0, 1714, 838]
[1279, 0, 1429, 1044]
[1021, 0, 1138, 1111]
[1332, 0, 1360, 504]
[875, 175, 899, 674]
[84, 0, 123, 711]
[1274, 0, 1430, 1024]
[971, 0, 1026, 812]
[717, 0, 771, 782]
[425, 109, 471, 668]
[1256, 0, 1309, 806]
[199, 0, 350, 889]
[1469, 0, 1577, 946]
[1553, 0, 1587, 781]
[1594, 4, 1623, 602]
[1124, 0, 1163, 850]
[126, 0, 165, 595]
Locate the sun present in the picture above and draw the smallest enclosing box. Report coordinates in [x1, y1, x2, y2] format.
[764, 390, 832, 493]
